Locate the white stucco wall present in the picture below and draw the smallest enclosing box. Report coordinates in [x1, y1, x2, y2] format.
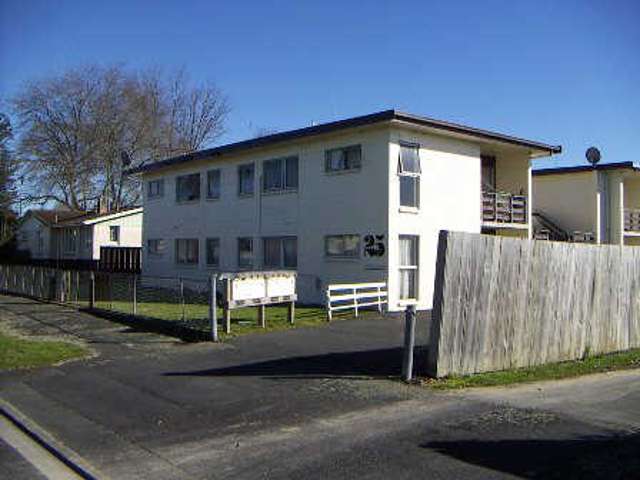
[533, 171, 598, 236]
[142, 126, 390, 305]
[90, 212, 143, 260]
[141, 124, 536, 310]
[387, 127, 482, 310]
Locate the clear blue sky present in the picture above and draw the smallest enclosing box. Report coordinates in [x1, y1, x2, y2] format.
[1, 0, 638, 168]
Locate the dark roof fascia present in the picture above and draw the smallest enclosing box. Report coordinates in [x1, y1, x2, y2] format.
[533, 161, 639, 177]
[127, 109, 562, 175]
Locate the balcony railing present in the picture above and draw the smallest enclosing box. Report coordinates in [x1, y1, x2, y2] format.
[624, 208, 640, 233]
[482, 191, 528, 225]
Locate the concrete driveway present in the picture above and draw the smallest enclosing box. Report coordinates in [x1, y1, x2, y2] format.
[1, 294, 639, 479]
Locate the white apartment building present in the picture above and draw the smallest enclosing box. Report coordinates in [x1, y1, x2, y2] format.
[533, 161, 640, 246]
[129, 110, 560, 310]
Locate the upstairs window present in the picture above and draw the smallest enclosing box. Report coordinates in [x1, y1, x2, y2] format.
[263, 156, 298, 193]
[175, 238, 199, 265]
[398, 143, 421, 209]
[325, 234, 360, 258]
[207, 169, 221, 199]
[238, 164, 255, 196]
[325, 145, 362, 173]
[109, 225, 120, 242]
[176, 173, 201, 202]
[238, 237, 254, 269]
[148, 179, 164, 199]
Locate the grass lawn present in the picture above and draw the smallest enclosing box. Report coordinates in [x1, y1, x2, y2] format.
[0, 332, 89, 370]
[94, 299, 379, 339]
[423, 348, 640, 390]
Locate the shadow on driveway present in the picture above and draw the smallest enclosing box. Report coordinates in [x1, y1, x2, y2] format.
[164, 346, 429, 380]
[423, 432, 640, 479]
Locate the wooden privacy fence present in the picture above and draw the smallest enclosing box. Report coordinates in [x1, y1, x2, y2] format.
[99, 246, 141, 273]
[326, 282, 387, 321]
[428, 231, 640, 378]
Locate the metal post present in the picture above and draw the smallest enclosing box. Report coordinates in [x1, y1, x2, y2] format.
[288, 301, 295, 325]
[132, 274, 137, 315]
[258, 304, 266, 328]
[376, 285, 383, 314]
[209, 275, 218, 342]
[224, 278, 231, 334]
[402, 305, 417, 382]
[353, 287, 358, 317]
[180, 278, 185, 322]
[89, 272, 95, 309]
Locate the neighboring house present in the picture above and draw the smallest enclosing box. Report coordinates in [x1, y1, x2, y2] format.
[533, 161, 640, 246]
[16, 207, 143, 261]
[0, 210, 16, 243]
[128, 109, 560, 310]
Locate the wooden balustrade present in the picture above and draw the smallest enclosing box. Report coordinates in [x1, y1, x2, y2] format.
[482, 192, 528, 225]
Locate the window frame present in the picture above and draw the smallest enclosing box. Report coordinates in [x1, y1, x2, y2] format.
[262, 236, 298, 269]
[205, 237, 221, 267]
[237, 237, 254, 269]
[206, 169, 222, 200]
[398, 235, 419, 301]
[325, 145, 362, 173]
[147, 179, 164, 199]
[237, 163, 255, 197]
[175, 238, 199, 266]
[175, 173, 201, 203]
[324, 234, 361, 259]
[62, 228, 77, 254]
[147, 238, 165, 256]
[109, 225, 120, 243]
[262, 156, 299, 193]
[398, 142, 421, 209]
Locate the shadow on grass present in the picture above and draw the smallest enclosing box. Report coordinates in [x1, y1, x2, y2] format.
[81, 308, 211, 342]
[164, 345, 429, 379]
[423, 433, 640, 479]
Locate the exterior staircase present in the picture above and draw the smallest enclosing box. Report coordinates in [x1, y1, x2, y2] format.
[532, 211, 570, 242]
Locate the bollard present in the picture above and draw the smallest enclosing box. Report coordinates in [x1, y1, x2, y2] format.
[209, 275, 219, 342]
[402, 305, 417, 382]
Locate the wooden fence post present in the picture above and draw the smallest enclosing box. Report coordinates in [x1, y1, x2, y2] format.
[402, 305, 417, 382]
[89, 272, 95, 309]
[209, 275, 218, 342]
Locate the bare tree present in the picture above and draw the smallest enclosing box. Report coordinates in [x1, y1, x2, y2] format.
[12, 65, 230, 212]
[0, 113, 17, 213]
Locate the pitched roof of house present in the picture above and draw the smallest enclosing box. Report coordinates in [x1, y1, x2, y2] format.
[127, 109, 562, 176]
[55, 206, 143, 226]
[24, 206, 142, 227]
[533, 161, 640, 176]
[28, 209, 87, 226]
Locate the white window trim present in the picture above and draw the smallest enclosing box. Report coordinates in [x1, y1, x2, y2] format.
[398, 235, 419, 302]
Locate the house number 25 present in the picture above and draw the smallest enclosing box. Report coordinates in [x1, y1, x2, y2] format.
[364, 234, 386, 257]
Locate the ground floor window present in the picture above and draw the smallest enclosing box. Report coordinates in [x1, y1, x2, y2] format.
[325, 234, 360, 258]
[175, 238, 199, 265]
[238, 237, 254, 269]
[206, 238, 220, 267]
[263, 236, 297, 268]
[399, 235, 419, 300]
[148, 239, 166, 256]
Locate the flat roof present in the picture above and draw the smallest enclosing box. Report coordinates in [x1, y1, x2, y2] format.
[127, 109, 562, 175]
[533, 161, 640, 176]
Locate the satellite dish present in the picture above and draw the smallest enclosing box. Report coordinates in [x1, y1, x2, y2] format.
[585, 147, 601, 166]
[120, 151, 132, 167]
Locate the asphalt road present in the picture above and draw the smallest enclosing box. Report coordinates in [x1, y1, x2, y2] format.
[1, 294, 639, 479]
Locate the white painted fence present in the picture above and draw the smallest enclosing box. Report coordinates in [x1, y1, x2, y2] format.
[326, 282, 387, 321]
